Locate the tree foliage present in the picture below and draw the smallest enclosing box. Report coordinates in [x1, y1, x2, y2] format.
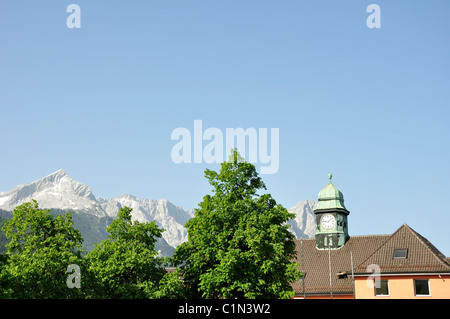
[174, 149, 301, 299]
[0, 153, 300, 299]
[85, 206, 167, 298]
[0, 202, 184, 299]
[0, 200, 84, 298]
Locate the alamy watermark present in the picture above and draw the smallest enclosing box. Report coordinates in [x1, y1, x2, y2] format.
[171, 120, 280, 174]
[366, 264, 381, 289]
[66, 264, 81, 289]
[66, 4, 81, 29]
[65, 4, 380, 30]
[366, 4, 381, 29]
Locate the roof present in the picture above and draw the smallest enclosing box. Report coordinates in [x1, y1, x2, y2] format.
[354, 224, 450, 274]
[165, 267, 177, 273]
[292, 224, 450, 296]
[314, 175, 349, 213]
[293, 234, 389, 295]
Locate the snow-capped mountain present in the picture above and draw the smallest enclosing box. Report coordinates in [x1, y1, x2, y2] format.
[0, 169, 101, 214]
[287, 200, 317, 239]
[0, 169, 316, 252]
[100, 194, 193, 248]
[0, 169, 192, 249]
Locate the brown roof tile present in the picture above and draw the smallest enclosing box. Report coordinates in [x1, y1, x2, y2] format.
[292, 234, 389, 295]
[292, 224, 450, 296]
[354, 224, 450, 274]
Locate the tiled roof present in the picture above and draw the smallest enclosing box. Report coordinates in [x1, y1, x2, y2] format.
[165, 267, 177, 273]
[292, 234, 389, 295]
[354, 224, 450, 274]
[292, 224, 450, 296]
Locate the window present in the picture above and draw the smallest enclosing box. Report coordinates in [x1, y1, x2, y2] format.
[375, 280, 389, 296]
[414, 279, 430, 296]
[393, 248, 408, 259]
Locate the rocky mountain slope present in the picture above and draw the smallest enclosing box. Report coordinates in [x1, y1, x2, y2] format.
[287, 199, 317, 239]
[0, 169, 316, 255]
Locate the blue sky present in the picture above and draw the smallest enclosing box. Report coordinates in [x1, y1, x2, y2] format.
[1, 1, 449, 255]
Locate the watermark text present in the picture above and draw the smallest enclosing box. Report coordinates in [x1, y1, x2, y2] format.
[171, 120, 279, 174]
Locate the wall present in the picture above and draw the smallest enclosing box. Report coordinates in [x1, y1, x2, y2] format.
[294, 294, 354, 299]
[355, 274, 450, 299]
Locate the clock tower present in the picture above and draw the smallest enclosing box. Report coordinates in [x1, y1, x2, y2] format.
[314, 174, 350, 250]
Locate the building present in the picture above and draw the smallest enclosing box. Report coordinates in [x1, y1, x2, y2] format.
[292, 175, 450, 299]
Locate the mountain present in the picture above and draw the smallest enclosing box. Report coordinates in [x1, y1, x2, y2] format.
[0, 169, 316, 255]
[287, 200, 317, 239]
[0, 169, 102, 215]
[99, 194, 193, 248]
[0, 169, 189, 255]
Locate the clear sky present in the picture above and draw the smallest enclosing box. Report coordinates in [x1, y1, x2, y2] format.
[1, 1, 449, 255]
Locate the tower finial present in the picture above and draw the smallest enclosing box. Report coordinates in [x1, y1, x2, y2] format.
[328, 173, 332, 182]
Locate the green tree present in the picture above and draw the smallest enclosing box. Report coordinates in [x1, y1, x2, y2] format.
[153, 267, 188, 299]
[0, 200, 84, 298]
[85, 206, 166, 298]
[174, 150, 301, 299]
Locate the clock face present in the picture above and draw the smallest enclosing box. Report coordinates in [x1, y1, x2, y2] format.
[320, 214, 336, 230]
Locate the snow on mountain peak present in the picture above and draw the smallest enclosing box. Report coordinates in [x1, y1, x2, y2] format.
[49, 168, 67, 177]
[0, 170, 192, 248]
[0, 170, 316, 251]
[0, 169, 98, 214]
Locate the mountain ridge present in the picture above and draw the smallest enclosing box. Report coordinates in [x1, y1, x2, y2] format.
[0, 170, 317, 254]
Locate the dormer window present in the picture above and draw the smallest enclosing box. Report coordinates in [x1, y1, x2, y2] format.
[393, 248, 408, 259]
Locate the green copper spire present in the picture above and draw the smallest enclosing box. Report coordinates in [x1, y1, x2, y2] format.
[314, 174, 350, 250]
[314, 174, 349, 213]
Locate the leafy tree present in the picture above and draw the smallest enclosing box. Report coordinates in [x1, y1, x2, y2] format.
[0, 200, 84, 298]
[0, 214, 11, 254]
[153, 267, 188, 299]
[85, 206, 167, 298]
[174, 150, 301, 299]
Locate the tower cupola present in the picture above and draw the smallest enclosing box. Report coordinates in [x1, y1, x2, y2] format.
[315, 173, 349, 214]
[314, 174, 350, 250]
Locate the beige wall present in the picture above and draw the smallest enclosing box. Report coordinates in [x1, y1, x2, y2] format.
[355, 274, 450, 299]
